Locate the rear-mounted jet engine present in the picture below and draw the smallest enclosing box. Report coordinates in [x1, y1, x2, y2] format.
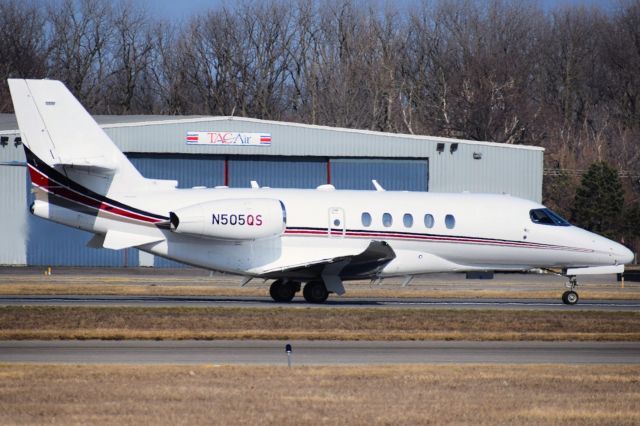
[169, 198, 286, 240]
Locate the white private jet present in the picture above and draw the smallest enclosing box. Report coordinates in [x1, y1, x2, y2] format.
[8, 79, 634, 305]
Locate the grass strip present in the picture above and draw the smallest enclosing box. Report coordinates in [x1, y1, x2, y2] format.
[1, 306, 639, 341]
[1, 364, 639, 425]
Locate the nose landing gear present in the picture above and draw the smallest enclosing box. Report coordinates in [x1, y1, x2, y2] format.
[562, 276, 579, 305]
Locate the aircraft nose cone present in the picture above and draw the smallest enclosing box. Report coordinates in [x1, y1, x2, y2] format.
[617, 245, 635, 265]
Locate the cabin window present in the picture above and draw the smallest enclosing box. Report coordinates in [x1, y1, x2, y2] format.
[529, 208, 570, 226]
[403, 213, 413, 228]
[361, 212, 372, 227]
[382, 213, 393, 227]
[445, 214, 455, 229]
[424, 214, 434, 228]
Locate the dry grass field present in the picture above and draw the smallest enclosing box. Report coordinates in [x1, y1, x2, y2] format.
[1, 364, 638, 425]
[4, 282, 640, 300]
[1, 306, 639, 341]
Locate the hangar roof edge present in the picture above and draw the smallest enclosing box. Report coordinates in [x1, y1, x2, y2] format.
[0, 113, 544, 152]
[101, 116, 545, 152]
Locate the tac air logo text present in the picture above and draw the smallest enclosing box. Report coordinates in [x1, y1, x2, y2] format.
[186, 132, 271, 146]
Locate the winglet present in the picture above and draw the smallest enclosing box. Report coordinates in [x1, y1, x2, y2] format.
[372, 180, 385, 191]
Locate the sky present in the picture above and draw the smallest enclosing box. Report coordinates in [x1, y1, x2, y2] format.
[142, 0, 620, 21]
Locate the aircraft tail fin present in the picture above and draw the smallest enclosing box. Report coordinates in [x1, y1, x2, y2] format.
[8, 79, 176, 195]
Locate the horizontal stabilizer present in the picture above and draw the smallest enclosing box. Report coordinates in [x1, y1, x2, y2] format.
[101, 231, 164, 250]
[566, 265, 625, 275]
[53, 156, 117, 173]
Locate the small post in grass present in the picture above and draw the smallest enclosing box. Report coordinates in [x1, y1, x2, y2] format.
[285, 343, 292, 368]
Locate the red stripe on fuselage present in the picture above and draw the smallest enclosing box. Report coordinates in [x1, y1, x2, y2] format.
[28, 164, 163, 224]
[28, 165, 49, 187]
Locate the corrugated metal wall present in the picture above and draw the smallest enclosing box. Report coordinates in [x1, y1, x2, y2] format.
[27, 216, 138, 267]
[330, 159, 428, 191]
[0, 137, 27, 265]
[428, 143, 543, 201]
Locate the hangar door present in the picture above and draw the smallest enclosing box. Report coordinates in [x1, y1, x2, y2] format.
[129, 155, 225, 188]
[330, 159, 428, 191]
[228, 157, 428, 191]
[228, 157, 326, 188]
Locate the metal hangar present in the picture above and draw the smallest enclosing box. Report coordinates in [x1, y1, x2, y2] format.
[0, 114, 544, 267]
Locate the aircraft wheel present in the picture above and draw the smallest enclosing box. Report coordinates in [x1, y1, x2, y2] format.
[270, 279, 296, 303]
[562, 290, 579, 305]
[303, 280, 329, 304]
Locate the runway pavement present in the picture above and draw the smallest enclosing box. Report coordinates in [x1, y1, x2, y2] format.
[0, 340, 638, 364]
[1, 294, 639, 310]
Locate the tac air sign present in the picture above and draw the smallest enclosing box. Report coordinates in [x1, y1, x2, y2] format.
[186, 131, 271, 146]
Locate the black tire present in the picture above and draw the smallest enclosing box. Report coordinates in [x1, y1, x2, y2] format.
[303, 280, 329, 303]
[269, 279, 296, 302]
[565, 290, 579, 305]
[562, 290, 579, 305]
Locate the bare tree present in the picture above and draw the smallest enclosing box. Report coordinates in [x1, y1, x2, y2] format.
[602, 1, 640, 130]
[0, 0, 47, 112]
[145, 22, 193, 115]
[47, 0, 114, 111]
[2, 0, 639, 205]
[107, 1, 155, 114]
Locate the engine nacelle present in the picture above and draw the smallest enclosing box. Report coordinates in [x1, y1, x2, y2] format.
[169, 198, 286, 240]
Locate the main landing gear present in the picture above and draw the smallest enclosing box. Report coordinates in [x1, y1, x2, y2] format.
[561, 276, 579, 305]
[303, 280, 329, 304]
[268, 279, 330, 303]
[269, 279, 300, 303]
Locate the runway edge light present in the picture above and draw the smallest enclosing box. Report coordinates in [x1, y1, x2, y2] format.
[286, 343, 292, 368]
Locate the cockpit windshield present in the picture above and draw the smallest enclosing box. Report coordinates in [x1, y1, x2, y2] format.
[529, 208, 570, 226]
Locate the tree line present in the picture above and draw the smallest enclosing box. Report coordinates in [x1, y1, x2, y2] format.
[1, 0, 639, 249]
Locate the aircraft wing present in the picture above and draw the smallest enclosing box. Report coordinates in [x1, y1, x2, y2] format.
[257, 241, 396, 294]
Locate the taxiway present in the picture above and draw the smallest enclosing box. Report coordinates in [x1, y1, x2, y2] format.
[1, 340, 638, 365]
[1, 294, 639, 310]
